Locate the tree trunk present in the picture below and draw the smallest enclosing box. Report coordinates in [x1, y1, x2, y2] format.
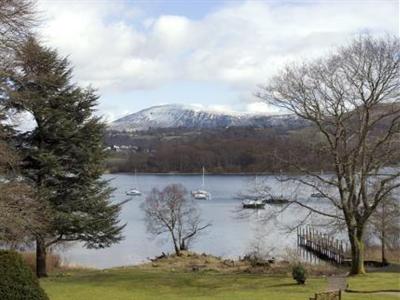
[180, 240, 187, 251]
[170, 232, 181, 256]
[174, 244, 181, 256]
[349, 228, 366, 275]
[381, 202, 388, 265]
[381, 232, 388, 265]
[36, 236, 47, 278]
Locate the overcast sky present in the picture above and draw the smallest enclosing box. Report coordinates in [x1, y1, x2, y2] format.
[36, 0, 399, 122]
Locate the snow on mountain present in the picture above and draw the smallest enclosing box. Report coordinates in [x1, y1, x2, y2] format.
[110, 104, 306, 131]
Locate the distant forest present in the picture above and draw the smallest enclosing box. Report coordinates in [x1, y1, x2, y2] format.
[104, 127, 336, 173]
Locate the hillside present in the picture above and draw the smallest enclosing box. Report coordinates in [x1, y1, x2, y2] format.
[110, 104, 308, 132]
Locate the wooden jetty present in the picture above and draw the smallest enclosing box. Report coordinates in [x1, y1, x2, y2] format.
[297, 227, 349, 265]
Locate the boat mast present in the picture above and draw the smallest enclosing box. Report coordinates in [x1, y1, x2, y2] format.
[135, 169, 138, 187]
[202, 166, 205, 187]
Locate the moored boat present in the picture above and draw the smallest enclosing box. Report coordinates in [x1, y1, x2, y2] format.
[126, 169, 142, 196]
[192, 167, 210, 200]
[265, 170, 290, 204]
[242, 199, 265, 209]
[263, 196, 290, 204]
[126, 188, 142, 196]
[192, 190, 210, 200]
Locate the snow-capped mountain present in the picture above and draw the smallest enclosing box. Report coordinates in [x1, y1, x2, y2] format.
[110, 104, 307, 132]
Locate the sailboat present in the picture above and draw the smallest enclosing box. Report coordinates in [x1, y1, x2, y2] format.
[191, 166, 210, 200]
[126, 169, 142, 196]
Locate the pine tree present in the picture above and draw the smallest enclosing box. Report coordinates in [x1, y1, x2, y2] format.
[7, 37, 125, 277]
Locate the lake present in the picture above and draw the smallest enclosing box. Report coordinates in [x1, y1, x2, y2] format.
[61, 173, 327, 268]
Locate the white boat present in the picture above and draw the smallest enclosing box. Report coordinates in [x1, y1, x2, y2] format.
[126, 188, 142, 196]
[192, 167, 210, 200]
[192, 190, 209, 200]
[126, 169, 142, 196]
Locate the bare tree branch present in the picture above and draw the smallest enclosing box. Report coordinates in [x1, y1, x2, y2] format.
[256, 35, 400, 275]
[141, 184, 211, 255]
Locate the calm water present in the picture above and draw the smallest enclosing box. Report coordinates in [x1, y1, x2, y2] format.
[61, 173, 321, 268]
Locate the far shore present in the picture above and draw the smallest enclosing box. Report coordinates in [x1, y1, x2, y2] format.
[104, 171, 332, 176]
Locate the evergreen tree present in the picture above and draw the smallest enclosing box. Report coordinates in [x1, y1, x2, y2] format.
[7, 38, 125, 277]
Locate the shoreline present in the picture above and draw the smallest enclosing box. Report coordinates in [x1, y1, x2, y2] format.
[105, 171, 333, 176]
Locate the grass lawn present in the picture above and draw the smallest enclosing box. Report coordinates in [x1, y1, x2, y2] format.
[347, 271, 400, 292]
[41, 268, 400, 300]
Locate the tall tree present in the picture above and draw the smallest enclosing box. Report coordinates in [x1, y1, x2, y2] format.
[258, 36, 400, 275]
[7, 38, 125, 277]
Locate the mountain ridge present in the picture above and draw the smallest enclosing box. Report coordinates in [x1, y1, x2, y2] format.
[110, 104, 306, 132]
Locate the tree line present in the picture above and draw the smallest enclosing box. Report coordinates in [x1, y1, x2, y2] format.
[105, 127, 333, 173]
[106, 120, 399, 174]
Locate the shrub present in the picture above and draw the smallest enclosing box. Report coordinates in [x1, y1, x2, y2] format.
[242, 252, 271, 268]
[0, 250, 49, 300]
[292, 264, 307, 284]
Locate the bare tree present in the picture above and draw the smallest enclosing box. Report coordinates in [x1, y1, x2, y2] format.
[1, 0, 37, 110]
[142, 184, 211, 256]
[0, 0, 48, 249]
[0, 0, 37, 73]
[0, 114, 49, 248]
[0, 182, 49, 248]
[1, 0, 37, 151]
[257, 36, 400, 275]
[0, 0, 36, 44]
[367, 194, 400, 265]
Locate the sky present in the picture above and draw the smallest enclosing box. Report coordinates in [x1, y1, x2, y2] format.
[36, 0, 400, 122]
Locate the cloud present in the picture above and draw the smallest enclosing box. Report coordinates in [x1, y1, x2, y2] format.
[245, 102, 283, 115]
[37, 0, 398, 93]
[197, 104, 238, 114]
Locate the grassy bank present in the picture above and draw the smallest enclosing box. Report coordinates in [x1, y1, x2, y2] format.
[41, 268, 399, 300]
[39, 251, 399, 300]
[41, 268, 325, 300]
[347, 270, 400, 292]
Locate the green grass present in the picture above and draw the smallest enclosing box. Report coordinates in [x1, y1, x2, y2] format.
[347, 272, 400, 292]
[345, 272, 400, 300]
[41, 268, 400, 300]
[346, 293, 399, 300]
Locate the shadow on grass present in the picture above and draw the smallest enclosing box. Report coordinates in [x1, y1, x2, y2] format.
[366, 263, 400, 273]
